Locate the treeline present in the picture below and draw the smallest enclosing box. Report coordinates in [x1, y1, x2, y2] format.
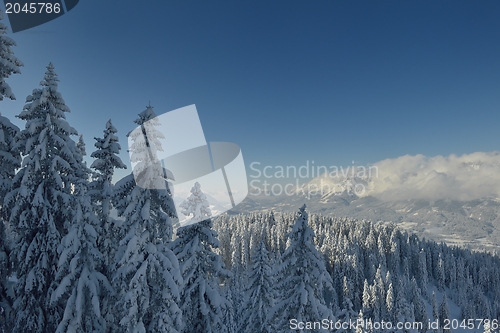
[213, 211, 500, 332]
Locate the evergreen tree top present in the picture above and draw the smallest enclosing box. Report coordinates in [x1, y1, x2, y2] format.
[180, 182, 212, 224]
[18, 63, 72, 123]
[90, 119, 126, 170]
[12, 62, 80, 179]
[92, 120, 117, 152]
[76, 134, 86, 156]
[288, 203, 314, 245]
[127, 103, 165, 171]
[0, 9, 23, 101]
[105, 118, 117, 133]
[40, 62, 59, 88]
[133, 103, 159, 126]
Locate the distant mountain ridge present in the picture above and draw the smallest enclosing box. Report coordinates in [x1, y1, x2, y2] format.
[234, 174, 500, 252]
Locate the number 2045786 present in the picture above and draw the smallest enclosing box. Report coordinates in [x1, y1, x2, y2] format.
[5, 2, 61, 14]
[443, 319, 499, 331]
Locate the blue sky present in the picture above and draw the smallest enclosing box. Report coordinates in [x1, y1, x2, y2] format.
[2, 0, 500, 183]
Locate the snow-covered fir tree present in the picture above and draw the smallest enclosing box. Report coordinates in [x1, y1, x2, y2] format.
[385, 282, 394, 318]
[269, 204, 334, 332]
[439, 294, 450, 333]
[356, 310, 369, 333]
[170, 216, 233, 333]
[239, 230, 275, 333]
[112, 104, 182, 333]
[229, 232, 244, 317]
[431, 291, 440, 333]
[89, 119, 127, 262]
[0, 11, 23, 321]
[5, 63, 83, 333]
[437, 253, 445, 292]
[362, 280, 372, 317]
[0, 217, 9, 333]
[0, 113, 20, 205]
[0, 112, 20, 325]
[76, 134, 86, 159]
[127, 102, 168, 191]
[0, 228, 9, 332]
[410, 278, 427, 333]
[0, 10, 23, 101]
[75, 134, 90, 178]
[179, 181, 212, 225]
[336, 276, 358, 333]
[88, 119, 126, 331]
[50, 179, 112, 333]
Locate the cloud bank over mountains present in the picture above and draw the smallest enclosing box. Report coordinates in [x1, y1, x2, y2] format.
[242, 152, 500, 250]
[364, 152, 500, 201]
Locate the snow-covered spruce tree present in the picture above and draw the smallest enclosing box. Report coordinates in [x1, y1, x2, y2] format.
[336, 276, 358, 333]
[0, 113, 20, 322]
[0, 9, 23, 101]
[229, 232, 244, 313]
[439, 294, 450, 333]
[126, 103, 173, 192]
[179, 181, 212, 224]
[171, 183, 232, 333]
[410, 278, 427, 333]
[4, 63, 82, 333]
[0, 218, 9, 333]
[76, 134, 86, 159]
[269, 204, 334, 332]
[50, 179, 112, 333]
[239, 230, 275, 333]
[171, 220, 233, 333]
[385, 282, 394, 320]
[356, 310, 369, 333]
[89, 126, 124, 252]
[362, 280, 372, 318]
[0, 9, 23, 322]
[0, 113, 20, 205]
[88, 119, 126, 331]
[436, 253, 445, 292]
[112, 105, 182, 333]
[431, 292, 440, 333]
[75, 134, 90, 178]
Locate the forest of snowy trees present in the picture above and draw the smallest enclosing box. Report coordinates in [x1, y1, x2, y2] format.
[213, 210, 500, 333]
[1, 10, 500, 333]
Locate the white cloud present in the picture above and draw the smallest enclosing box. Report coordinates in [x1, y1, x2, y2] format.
[363, 152, 500, 201]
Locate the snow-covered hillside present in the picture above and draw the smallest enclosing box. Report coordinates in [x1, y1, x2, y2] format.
[238, 172, 500, 252]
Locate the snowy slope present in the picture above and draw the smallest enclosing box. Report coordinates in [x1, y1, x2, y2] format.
[234, 177, 500, 252]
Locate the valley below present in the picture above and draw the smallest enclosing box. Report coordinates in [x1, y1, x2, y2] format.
[232, 191, 500, 253]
